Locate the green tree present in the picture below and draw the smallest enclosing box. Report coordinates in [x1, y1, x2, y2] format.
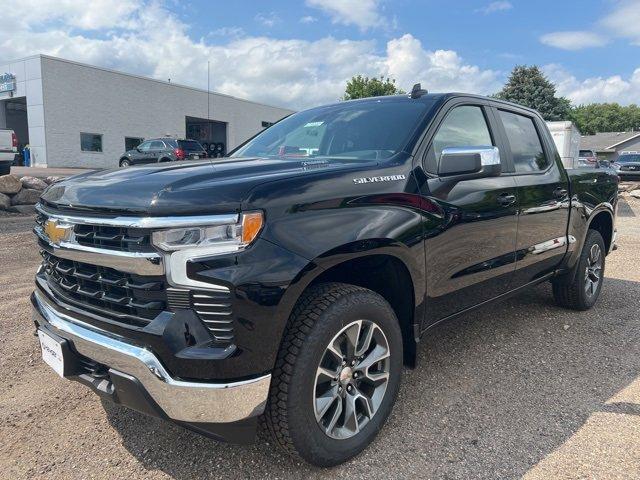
[494, 65, 571, 121]
[342, 75, 405, 100]
[569, 103, 640, 135]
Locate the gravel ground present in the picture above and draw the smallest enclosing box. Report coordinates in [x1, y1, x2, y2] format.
[1, 197, 639, 479]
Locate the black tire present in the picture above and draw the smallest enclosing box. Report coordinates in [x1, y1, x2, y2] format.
[159, 157, 171, 163]
[0, 162, 11, 175]
[262, 282, 403, 467]
[119, 158, 131, 168]
[552, 229, 605, 311]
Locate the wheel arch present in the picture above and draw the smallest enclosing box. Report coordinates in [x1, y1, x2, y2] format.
[587, 208, 614, 254]
[276, 243, 422, 368]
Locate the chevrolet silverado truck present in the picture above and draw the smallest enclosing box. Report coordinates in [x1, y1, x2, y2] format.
[32, 90, 618, 467]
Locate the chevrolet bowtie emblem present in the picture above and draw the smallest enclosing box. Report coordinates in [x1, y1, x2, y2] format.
[44, 219, 73, 245]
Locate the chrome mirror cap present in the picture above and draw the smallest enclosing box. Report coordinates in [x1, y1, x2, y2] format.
[440, 146, 500, 166]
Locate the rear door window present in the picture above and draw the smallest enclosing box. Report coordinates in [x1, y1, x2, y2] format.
[178, 140, 205, 152]
[498, 110, 549, 172]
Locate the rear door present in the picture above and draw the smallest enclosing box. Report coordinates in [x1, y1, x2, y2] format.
[418, 99, 519, 323]
[492, 105, 571, 287]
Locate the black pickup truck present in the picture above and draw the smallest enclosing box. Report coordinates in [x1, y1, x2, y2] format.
[32, 91, 618, 467]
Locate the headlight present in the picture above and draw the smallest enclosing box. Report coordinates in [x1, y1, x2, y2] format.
[152, 211, 264, 253]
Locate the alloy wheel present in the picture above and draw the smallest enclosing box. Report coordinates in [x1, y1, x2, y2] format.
[313, 319, 391, 440]
[584, 243, 602, 297]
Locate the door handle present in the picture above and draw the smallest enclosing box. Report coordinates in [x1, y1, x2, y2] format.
[497, 193, 516, 206]
[553, 187, 568, 199]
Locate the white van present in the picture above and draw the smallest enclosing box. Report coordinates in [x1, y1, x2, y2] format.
[0, 128, 17, 175]
[546, 121, 581, 169]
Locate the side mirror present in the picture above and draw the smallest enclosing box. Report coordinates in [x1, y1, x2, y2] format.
[438, 146, 502, 181]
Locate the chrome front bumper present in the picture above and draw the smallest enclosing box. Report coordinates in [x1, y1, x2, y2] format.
[32, 290, 271, 424]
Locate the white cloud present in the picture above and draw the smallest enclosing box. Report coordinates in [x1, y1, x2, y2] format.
[600, 0, 640, 44]
[254, 12, 281, 28]
[305, 0, 385, 30]
[540, 31, 608, 50]
[3, 0, 140, 30]
[210, 26, 245, 38]
[0, 1, 506, 110]
[300, 16, 317, 24]
[382, 34, 501, 95]
[477, 1, 513, 14]
[544, 64, 640, 105]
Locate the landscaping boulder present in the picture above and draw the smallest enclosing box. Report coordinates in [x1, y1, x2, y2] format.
[9, 204, 37, 215]
[20, 175, 48, 191]
[0, 192, 10, 210]
[0, 174, 22, 195]
[10, 188, 42, 206]
[630, 189, 640, 199]
[45, 176, 64, 185]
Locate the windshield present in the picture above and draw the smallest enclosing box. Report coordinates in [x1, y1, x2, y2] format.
[617, 154, 640, 163]
[579, 150, 594, 157]
[231, 98, 433, 161]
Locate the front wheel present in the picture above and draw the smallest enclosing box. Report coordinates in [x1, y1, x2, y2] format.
[552, 229, 605, 310]
[263, 283, 403, 467]
[119, 158, 131, 168]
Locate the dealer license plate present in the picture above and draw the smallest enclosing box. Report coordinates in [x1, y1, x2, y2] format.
[38, 330, 64, 377]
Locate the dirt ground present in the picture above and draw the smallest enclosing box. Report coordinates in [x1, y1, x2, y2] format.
[0, 195, 639, 479]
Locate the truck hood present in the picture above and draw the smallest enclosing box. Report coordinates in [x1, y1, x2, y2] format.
[40, 157, 366, 216]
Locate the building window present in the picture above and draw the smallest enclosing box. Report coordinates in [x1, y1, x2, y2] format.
[261, 121, 275, 128]
[125, 137, 144, 152]
[80, 133, 103, 152]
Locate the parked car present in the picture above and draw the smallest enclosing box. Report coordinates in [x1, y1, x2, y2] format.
[33, 90, 618, 467]
[0, 128, 18, 175]
[119, 137, 207, 167]
[612, 152, 640, 179]
[578, 149, 597, 168]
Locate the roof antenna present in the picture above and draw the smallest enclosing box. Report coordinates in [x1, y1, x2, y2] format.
[410, 83, 428, 99]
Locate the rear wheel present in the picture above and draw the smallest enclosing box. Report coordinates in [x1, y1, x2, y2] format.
[552, 229, 605, 310]
[0, 163, 10, 175]
[262, 283, 403, 467]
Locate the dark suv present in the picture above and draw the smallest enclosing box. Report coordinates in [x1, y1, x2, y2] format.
[119, 138, 207, 167]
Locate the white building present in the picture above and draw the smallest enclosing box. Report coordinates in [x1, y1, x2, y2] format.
[0, 54, 294, 168]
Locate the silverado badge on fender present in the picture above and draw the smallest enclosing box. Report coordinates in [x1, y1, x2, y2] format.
[353, 174, 406, 184]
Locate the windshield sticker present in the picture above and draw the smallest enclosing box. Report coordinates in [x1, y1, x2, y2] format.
[304, 121, 324, 127]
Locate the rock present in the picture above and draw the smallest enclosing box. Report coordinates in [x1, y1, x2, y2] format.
[20, 175, 48, 191]
[0, 192, 10, 210]
[44, 176, 64, 185]
[0, 174, 22, 194]
[563, 324, 570, 331]
[10, 188, 42, 205]
[8, 204, 37, 215]
[630, 189, 640, 199]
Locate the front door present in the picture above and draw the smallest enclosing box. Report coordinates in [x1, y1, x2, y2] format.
[417, 102, 519, 324]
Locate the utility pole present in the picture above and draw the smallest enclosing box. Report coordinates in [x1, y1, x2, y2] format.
[207, 60, 211, 145]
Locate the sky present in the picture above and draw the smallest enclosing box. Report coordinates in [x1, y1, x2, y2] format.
[0, 0, 638, 110]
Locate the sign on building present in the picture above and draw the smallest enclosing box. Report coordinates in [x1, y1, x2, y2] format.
[0, 73, 16, 93]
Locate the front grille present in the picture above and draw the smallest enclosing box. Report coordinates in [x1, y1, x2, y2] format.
[41, 251, 166, 327]
[35, 212, 154, 253]
[167, 288, 234, 343]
